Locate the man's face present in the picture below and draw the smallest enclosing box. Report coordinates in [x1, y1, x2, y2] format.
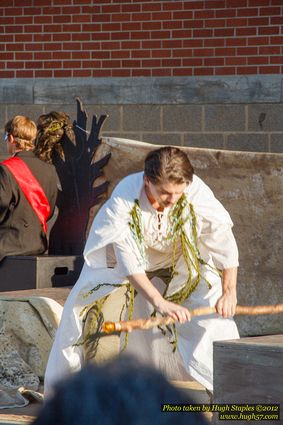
[144, 177, 187, 209]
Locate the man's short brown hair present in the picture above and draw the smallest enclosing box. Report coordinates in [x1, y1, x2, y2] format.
[144, 146, 194, 185]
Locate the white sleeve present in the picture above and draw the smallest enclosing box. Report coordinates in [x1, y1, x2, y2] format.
[113, 238, 146, 276]
[199, 219, 239, 269]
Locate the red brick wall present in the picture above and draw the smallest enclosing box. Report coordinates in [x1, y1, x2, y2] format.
[0, 0, 282, 78]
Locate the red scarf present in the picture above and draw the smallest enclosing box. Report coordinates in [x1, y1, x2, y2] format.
[2, 156, 50, 233]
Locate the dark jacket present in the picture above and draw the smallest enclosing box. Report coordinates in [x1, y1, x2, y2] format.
[0, 151, 58, 261]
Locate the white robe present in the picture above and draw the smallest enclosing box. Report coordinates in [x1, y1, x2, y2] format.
[45, 172, 239, 395]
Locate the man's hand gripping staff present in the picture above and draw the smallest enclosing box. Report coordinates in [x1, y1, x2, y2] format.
[102, 303, 283, 334]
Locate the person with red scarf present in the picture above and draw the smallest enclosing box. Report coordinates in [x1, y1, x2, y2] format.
[0, 115, 58, 261]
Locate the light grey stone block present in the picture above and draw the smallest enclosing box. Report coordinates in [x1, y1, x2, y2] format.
[270, 134, 283, 153]
[102, 132, 142, 143]
[0, 76, 282, 106]
[162, 105, 202, 132]
[34, 79, 88, 105]
[205, 105, 245, 131]
[44, 104, 77, 123]
[248, 103, 283, 131]
[123, 105, 161, 131]
[142, 133, 182, 146]
[34, 78, 161, 105]
[85, 105, 121, 132]
[0, 79, 34, 104]
[226, 133, 268, 152]
[184, 133, 224, 149]
[7, 105, 44, 123]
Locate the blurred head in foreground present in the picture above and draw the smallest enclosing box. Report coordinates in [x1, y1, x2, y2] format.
[33, 356, 208, 425]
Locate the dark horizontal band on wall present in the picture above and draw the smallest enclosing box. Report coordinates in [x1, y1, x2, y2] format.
[0, 75, 282, 105]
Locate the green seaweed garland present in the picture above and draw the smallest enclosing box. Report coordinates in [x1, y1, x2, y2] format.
[79, 193, 221, 355]
[130, 194, 219, 305]
[128, 199, 146, 263]
[129, 194, 220, 351]
[76, 282, 135, 353]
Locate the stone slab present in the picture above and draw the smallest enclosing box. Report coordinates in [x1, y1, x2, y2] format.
[33, 76, 283, 105]
[0, 287, 72, 307]
[0, 80, 34, 105]
[213, 335, 283, 423]
[0, 76, 280, 106]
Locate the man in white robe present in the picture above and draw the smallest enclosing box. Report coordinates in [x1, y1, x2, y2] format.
[45, 146, 239, 396]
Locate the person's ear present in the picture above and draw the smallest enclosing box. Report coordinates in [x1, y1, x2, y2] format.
[6, 134, 17, 154]
[7, 134, 15, 144]
[144, 175, 149, 187]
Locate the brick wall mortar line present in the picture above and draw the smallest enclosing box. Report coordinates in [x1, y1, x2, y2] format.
[223, 133, 228, 149]
[120, 104, 124, 131]
[201, 105, 205, 132]
[267, 132, 271, 153]
[118, 105, 123, 131]
[160, 105, 163, 132]
[245, 105, 248, 132]
[123, 131, 281, 135]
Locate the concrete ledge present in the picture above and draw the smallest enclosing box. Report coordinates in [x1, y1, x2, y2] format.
[0, 75, 282, 105]
[0, 287, 71, 306]
[213, 335, 283, 422]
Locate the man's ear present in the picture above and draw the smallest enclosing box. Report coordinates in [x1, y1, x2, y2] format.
[144, 175, 149, 186]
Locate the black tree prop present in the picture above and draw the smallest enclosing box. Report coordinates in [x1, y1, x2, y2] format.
[49, 98, 111, 255]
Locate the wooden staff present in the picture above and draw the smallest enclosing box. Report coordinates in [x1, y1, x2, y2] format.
[102, 303, 283, 334]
